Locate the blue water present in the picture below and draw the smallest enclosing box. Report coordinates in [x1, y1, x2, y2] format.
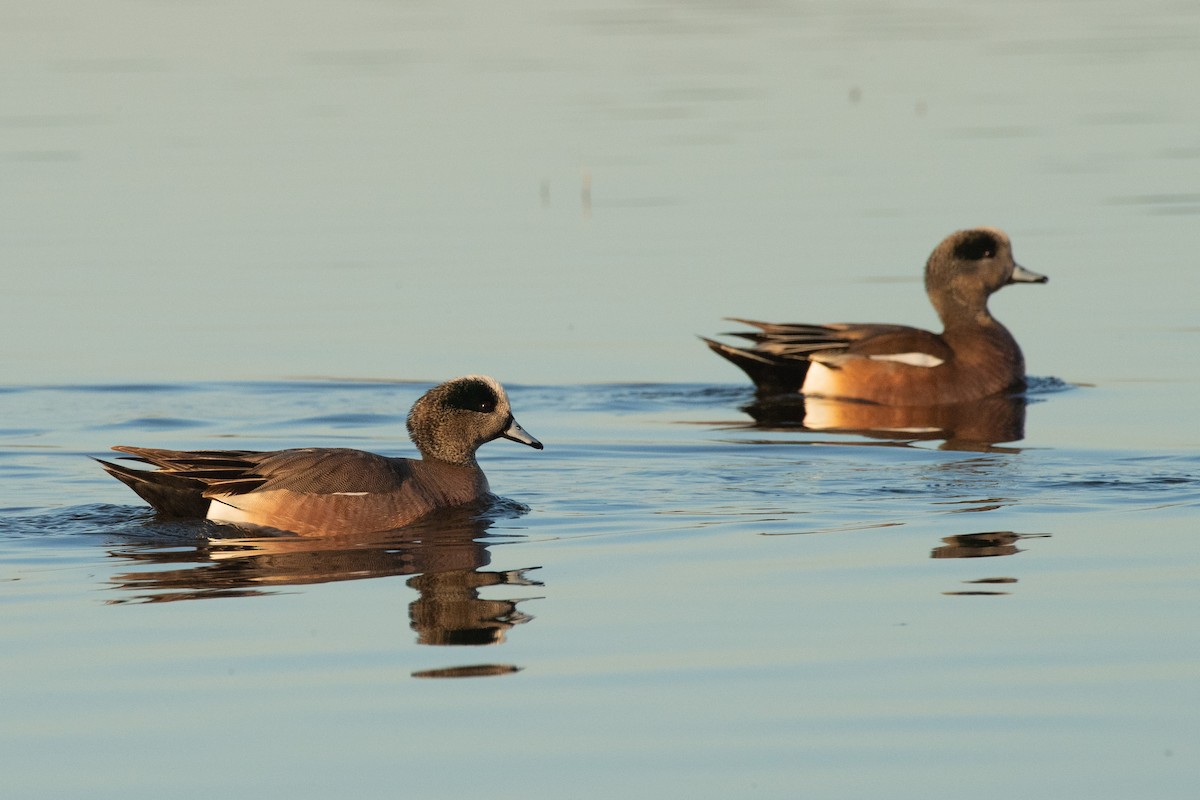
[2, 379, 1199, 798]
[3, 0, 1200, 797]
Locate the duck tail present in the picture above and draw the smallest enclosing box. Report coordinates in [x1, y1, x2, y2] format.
[95, 457, 211, 518]
[700, 337, 810, 396]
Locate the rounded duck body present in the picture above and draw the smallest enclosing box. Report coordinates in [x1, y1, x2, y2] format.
[703, 227, 1048, 406]
[97, 375, 543, 535]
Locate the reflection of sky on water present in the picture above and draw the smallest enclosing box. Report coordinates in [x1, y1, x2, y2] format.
[2, 7, 1198, 796]
[104, 505, 544, 672]
[2, 1, 1197, 395]
[2, 372, 1198, 800]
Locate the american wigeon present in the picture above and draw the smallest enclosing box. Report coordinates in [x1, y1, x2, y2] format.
[97, 375, 543, 536]
[703, 227, 1047, 405]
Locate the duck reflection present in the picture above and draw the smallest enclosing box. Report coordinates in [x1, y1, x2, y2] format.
[407, 566, 538, 646]
[933, 530, 1032, 559]
[742, 391, 1028, 450]
[106, 504, 542, 649]
[931, 530, 1050, 595]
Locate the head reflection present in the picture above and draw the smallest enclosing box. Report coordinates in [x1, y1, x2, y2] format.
[408, 565, 539, 646]
[105, 504, 542, 651]
[743, 391, 1029, 450]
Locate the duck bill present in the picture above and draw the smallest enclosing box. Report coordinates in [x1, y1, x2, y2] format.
[1009, 263, 1048, 284]
[501, 416, 544, 450]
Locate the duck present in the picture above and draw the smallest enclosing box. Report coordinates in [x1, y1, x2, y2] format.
[702, 227, 1047, 405]
[97, 375, 543, 536]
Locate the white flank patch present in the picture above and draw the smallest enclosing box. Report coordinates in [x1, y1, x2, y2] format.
[867, 352, 945, 368]
[207, 497, 253, 524]
[801, 362, 838, 396]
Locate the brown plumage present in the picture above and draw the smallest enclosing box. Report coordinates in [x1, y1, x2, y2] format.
[97, 375, 542, 536]
[703, 227, 1048, 405]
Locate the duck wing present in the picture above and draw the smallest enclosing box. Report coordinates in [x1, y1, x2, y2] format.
[97, 446, 413, 519]
[724, 319, 953, 364]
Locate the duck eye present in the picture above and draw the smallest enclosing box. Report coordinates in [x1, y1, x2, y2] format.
[953, 232, 997, 261]
[445, 381, 498, 414]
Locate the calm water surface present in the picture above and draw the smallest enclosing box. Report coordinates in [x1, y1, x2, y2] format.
[3, 379, 1199, 798]
[2, 0, 1200, 798]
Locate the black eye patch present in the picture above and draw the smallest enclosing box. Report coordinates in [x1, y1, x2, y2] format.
[445, 380, 498, 413]
[953, 231, 998, 261]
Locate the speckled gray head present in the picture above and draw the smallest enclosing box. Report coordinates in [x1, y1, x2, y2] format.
[407, 375, 543, 466]
[926, 226, 1048, 314]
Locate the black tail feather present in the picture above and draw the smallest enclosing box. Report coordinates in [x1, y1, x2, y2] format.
[95, 458, 211, 518]
[700, 337, 810, 396]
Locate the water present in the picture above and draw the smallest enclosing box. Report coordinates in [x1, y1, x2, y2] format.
[3, 0, 1200, 797]
[3, 379, 1198, 798]
[4, 0, 1199, 387]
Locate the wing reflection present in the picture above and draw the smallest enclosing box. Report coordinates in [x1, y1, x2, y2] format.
[742, 392, 1028, 450]
[105, 504, 542, 650]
